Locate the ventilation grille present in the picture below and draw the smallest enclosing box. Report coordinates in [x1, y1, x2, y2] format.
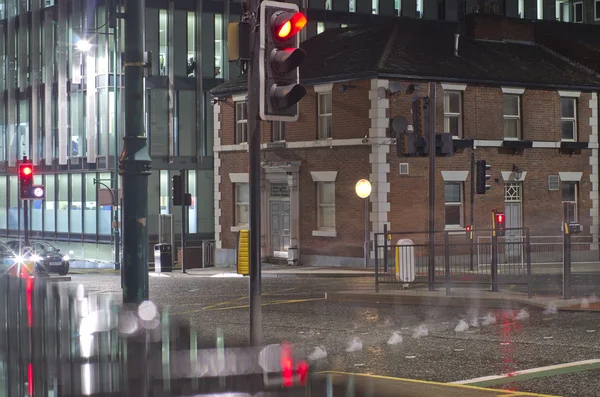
[548, 175, 559, 191]
[399, 163, 409, 175]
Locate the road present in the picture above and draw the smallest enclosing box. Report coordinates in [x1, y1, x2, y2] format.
[69, 273, 600, 397]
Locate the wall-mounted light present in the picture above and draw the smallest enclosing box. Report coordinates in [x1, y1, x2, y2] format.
[512, 164, 523, 180]
[339, 84, 357, 93]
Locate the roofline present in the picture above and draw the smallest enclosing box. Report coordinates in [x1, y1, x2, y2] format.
[210, 71, 600, 97]
[377, 73, 600, 91]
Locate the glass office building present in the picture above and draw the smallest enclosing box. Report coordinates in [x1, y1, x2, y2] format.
[0, 0, 594, 265]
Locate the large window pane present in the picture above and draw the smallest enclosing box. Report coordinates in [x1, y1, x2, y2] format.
[70, 174, 82, 234]
[18, 99, 29, 160]
[0, 177, 6, 229]
[70, 91, 85, 157]
[178, 91, 196, 156]
[31, 175, 43, 231]
[8, 176, 18, 230]
[97, 88, 108, 156]
[159, 9, 168, 76]
[187, 12, 196, 77]
[57, 174, 69, 233]
[150, 89, 169, 155]
[109, 89, 115, 155]
[0, 104, 6, 162]
[44, 175, 55, 233]
[214, 14, 222, 78]
[160, 170, 169, 214]
[98, 172, 112, 235]
[188, 170, 197, 233]
[84, 173, 97, 235]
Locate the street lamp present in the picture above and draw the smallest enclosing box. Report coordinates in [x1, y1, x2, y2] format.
[75, 39, 93, 53]
[355, 179, 372, 269]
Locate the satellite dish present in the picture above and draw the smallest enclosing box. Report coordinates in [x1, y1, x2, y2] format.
[389, 82, 403, 94]
[391, 115, 408, 134]
[376, 86, 387, 100]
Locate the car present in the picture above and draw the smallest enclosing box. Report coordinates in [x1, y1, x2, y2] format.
[0, 241, 19, 276]
[5, 240, 70, 276]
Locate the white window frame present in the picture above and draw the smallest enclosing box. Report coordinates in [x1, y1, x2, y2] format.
[317, 182, 336, 231]
[556, 0, 570, 21]
[573, 1, 583, 22]
[311, 171, 337, 237]
[444, 182, 464, 229]
[561, 182, 578, 223]
[503, 94, 521, 140]
[316, 84, 333, 140]
[271, 121, 285, 142]
[317, 22, 325, 34]
[443, 90, 462, 138]
[234, 183, 249, 227]
[235, 101, 248, 144]
[560, 97, 577, 142]
[596, 0, 600, 20]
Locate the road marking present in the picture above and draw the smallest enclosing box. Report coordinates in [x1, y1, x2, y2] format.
[451, 359, 600, 388]
[318, 371, 560, 397]
[169, 297, 326, 315]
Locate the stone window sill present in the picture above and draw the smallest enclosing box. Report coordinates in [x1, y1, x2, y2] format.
[312, 230, 337, 238]
[231, 225, 249, 232]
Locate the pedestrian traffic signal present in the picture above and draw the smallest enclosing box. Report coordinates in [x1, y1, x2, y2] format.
[172, 175, 183, 206]
[476, 160, 491, 194]
[495, 212, 505, 237]
[412, 97, 430, 140]
[19, 163, 34, 199]
[259, 0, 307, 122]
[466, 225, 472, 240]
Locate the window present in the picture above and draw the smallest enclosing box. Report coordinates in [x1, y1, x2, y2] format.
[556, 1, 569, 21]
[444, 91, 462, 137]
[560, 97, 577, 141]
[318, 93, 332, 139]
[562, 182, 578, 223]
[272, 121, 285, 142]
[372, 0, 378, 13]
[325, 0, 331, 10]
[317, 182, 335, 230]
[444, 182, 463, 227]
[235, 101, 248, 143]
[317, 22, 325, 34]
[214, 14, 223, 78]
[235, 183, 249, 226]
[573, 1, 583, 22]
[503, 94, 521, 139]
[596, 0, 600, 20]
[187, 12, 196, 77]
[159, 9, 168, 76]
[349, 0, 355, 12]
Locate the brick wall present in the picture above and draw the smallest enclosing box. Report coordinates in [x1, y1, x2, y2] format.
[216, 79, 595, 261]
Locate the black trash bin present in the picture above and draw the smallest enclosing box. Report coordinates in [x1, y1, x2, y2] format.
[154, 244, 173, 272]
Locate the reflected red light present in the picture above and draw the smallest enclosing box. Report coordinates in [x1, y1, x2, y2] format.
[26, 277, 34, 327]
[280, 343, 294, 387]
[297, 361, 309, 385]
[28, 363, 33, 396]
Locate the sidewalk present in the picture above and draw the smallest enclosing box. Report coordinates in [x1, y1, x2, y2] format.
[185, 265, 375, 278]
[325, 287, 600, 312]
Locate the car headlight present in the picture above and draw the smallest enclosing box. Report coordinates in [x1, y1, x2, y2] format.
[63, 255, 70, 261]
[14, 255, 24, 263]
[30, 254, 43, 262]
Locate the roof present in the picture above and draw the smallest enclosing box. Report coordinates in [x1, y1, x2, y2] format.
[210, 17, 600, 96]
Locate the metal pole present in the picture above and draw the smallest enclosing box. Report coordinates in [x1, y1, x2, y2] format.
[563, 223, 571, 300]
[120, 0, 151, 304]
[247, 0, 262, 346]
[113, 2, 121, 272]
[428, 83, 436, 291]
[526, 228, 532, 299]
[375, 228, 380, 293]
[364, 197, 369, 268]
[180, 169, 186, 273]
[470, 151, 475, 271]
[23, 200, 29, 246]
[491, 211, 499, 292]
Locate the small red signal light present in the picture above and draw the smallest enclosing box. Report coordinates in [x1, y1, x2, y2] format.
[22, 166, 32, 176]
[297, 361, 309, 385]
[466, 225, 471, 231]
[274, 12, 307, 39]
[280, 343, 294, 387]
[496, 213, 505, 224]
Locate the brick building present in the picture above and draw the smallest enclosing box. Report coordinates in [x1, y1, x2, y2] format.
[210, 14, 600, 267]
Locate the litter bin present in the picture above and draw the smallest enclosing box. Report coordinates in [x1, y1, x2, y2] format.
[154, 244, 173, 273]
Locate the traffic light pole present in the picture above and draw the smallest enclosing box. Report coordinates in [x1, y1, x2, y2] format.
[247, 0, 262, 346]
[470, 151, 475, 271]
[180, 169, 186, 273]
[428, 83, 436, 291]
[23, 200, 29, 246]
[120, 0, 151, 304]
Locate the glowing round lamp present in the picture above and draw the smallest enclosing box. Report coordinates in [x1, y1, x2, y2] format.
[355, 179, 372, 199]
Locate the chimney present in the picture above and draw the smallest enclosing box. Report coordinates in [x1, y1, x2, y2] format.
[454, 33, 460, 56]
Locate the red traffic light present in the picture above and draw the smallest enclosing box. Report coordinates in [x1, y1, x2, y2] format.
[495, 213, 505, 224]
[20, 164, 33, 177]
[272, 11, 307, 39]
[466, 225, 471, 231]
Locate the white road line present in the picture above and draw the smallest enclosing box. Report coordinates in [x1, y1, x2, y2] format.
[451, 359, 600, 385]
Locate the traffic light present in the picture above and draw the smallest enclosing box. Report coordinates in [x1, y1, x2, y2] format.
[475, 160, 492, 194]
[411, 97, 430, 155]
[495, 212, 506, 237]
[466, 225, 472, 240]
[19, 163, 34, 199]
[259, 0, 307, 122]
[397, 132, 417, 156]
[172, 175, 183, 206]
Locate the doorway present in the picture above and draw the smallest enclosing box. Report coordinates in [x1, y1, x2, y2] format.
[269, 183, 290, 259]
[504, 182, 523, 262]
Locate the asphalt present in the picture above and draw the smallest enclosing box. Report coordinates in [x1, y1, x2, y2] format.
[66, 274, 600, 397]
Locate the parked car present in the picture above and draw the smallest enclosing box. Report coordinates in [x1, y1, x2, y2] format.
[0, 241, 18, 276]
[5, 240, 70, 276]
